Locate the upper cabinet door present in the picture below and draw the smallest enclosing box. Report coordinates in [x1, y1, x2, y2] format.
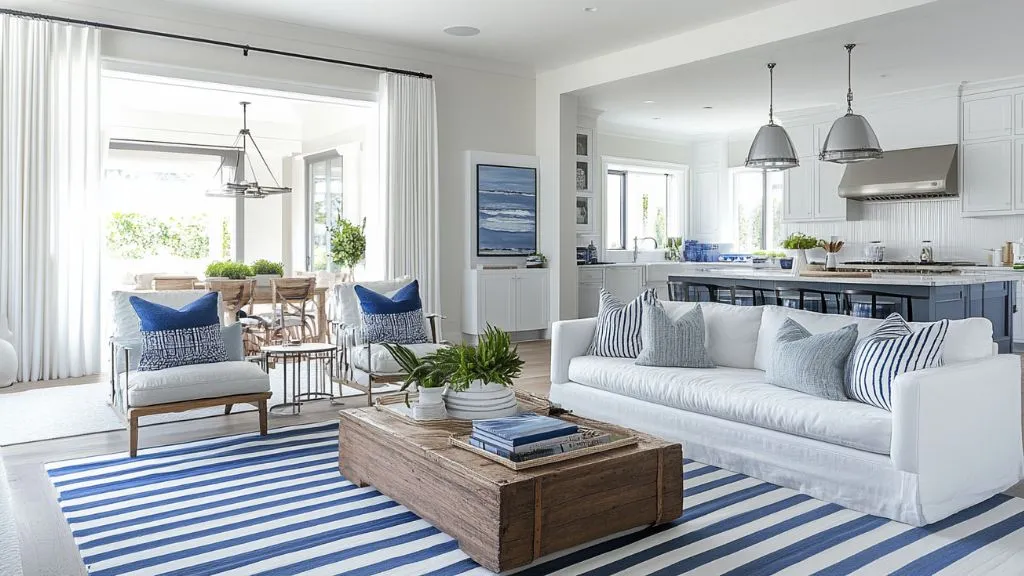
[783, 162, 814, 221]
[962, 139, 1013, 214]
[692, 170, 721, 239]
[814, 161, 847, 220]
[963, 95, 1013, 141]
[1016, 93, 1024, 136]
[1015, 140, 1024, 211]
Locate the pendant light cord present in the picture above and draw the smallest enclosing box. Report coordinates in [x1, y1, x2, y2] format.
[845, 43, 856, 114]
[767, 62, 776, 125]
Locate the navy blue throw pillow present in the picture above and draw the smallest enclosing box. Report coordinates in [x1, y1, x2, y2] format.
[129, 292, 227, 371]
[129, 292, 221, 332]
[353, 280, 429, 344]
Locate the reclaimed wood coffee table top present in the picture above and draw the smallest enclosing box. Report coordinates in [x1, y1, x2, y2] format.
[338, 395, 679, 485]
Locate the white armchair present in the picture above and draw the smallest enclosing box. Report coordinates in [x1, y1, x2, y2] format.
[330, 277, 446, 405]
[110, 290, 271, 456]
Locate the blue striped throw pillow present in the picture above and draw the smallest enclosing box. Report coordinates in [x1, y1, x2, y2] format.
[588, 289, 657, 358]
[846, 313, 949, 411]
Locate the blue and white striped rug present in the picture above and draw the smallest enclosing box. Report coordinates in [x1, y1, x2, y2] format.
[46, 421, 1024, 575]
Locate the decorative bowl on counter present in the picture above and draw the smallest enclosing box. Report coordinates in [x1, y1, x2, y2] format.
[779, 257, 794, 270]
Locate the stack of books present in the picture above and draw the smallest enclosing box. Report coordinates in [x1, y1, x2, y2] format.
[469, 413, 610, 463]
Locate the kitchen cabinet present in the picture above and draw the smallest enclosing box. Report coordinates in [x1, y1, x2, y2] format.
[781, 122, 858, 223]
[783, 162, 814, 221]
[814, 161, 847, 220]
[576, 265, 645, 318]
[463, 269, 549, 337]
[691, 169, 721, 240]
[961, 139, 1013, 214]
[963, 94, 1013, 140]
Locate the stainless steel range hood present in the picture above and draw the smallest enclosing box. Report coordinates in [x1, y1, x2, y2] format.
[837, 144, 958, 201]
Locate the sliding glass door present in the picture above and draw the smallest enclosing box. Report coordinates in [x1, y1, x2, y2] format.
[306, 152, 344, 271]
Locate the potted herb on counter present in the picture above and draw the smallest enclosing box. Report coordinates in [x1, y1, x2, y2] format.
[781, 232, 820, 275]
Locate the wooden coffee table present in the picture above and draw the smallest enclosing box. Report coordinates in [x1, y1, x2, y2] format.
[337, 397, 683, 572]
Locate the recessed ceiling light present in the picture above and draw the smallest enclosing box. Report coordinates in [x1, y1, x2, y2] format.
[652, 117, 662, 120]
[643, 100, 656, 104]
[584, 7, 598, 12]
[443, 26, 480, 37]
[880, 73, 890, 78]
[703, 106, 713, 110]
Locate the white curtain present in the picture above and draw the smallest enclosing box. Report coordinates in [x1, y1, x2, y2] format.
[0, 16, 103, 381]
[378, 73, 440, 313]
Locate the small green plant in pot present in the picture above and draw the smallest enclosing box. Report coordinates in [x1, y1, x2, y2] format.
[780, 232, 820, 274]
[382, 343, 449, 412]
[329, 217, 367, 281]
[249, 259, 284, 287]
[205, 261, 253, 280]
[440, 325, 524, 420]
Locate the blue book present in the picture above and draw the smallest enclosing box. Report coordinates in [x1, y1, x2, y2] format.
[472, 413, 578, 447]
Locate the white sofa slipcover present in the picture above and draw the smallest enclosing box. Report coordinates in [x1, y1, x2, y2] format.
[550, 301, 1023, 526]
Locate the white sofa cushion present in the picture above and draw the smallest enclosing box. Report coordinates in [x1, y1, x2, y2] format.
[127, 360, 270, 407]
[351, 342, 447, 374]
[662, 301, 763, 369]
[567, 356, 892, 454]
[754, 306, 993, 371]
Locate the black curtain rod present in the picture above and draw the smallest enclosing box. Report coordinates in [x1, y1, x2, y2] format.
[0, 8, 433, 79]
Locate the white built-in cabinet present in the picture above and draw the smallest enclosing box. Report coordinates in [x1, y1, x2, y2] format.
[780, 121, 859, 222]
[691, 169, 721, 239]
[961, 88, 1024, 216]
[577, 265, 645, 318]
[462, 268, 549, 336]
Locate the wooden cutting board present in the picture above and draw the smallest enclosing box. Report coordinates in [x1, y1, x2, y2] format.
[800, 270, 873, 278]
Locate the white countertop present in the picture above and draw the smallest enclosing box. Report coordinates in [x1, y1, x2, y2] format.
[667, 267, 1023, 286]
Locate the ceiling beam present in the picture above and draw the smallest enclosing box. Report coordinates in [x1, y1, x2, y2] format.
[538, 0, 941, 95]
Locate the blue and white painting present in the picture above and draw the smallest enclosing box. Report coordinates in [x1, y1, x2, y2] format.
[477, 164, 537, 256]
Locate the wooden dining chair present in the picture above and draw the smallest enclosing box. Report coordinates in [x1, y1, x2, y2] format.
[207, 279, 265, 355]
[268, 277, 318, 343]
[152, 276, 199, 291]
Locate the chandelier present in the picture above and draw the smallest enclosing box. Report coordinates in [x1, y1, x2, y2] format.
[206, 101, 291, 199]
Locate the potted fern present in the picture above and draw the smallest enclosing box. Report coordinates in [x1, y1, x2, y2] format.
[381, 342, 448, 419]
[440, 325, 524, 420]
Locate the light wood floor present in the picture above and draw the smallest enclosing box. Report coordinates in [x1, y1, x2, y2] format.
[3, 339, 1022, 575]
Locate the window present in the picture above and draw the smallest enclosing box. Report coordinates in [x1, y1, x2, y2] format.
[731, 168, 784, 252]
[306, 152, 344, 271]
[605, 168, 679, 250]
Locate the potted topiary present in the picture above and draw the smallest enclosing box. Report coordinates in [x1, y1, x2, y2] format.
[780, 232, 820, 275]
[440, 325, 524, 420]
[329, 217, 367, 281]
[249, 259, 284, 287]
[381, 342, 448, 419]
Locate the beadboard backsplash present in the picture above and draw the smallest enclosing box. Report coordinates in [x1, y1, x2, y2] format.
[784, 199, 1024, 263]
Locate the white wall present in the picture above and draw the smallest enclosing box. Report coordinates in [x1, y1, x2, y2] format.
[24, 0, 537, 338]
[599, 133, 692, 165]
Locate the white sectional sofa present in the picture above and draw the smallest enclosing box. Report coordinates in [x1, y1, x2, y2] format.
[550, 301, 1024, 526]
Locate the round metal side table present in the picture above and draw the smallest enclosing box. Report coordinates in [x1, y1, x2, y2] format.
[262, 342, 337, 415]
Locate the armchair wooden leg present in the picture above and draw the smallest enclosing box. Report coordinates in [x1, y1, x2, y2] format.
[129, 415, 139, 458]
[225, 404, 233, 415]
[367, 374, 373, 407]
[258, 400, 268, 435]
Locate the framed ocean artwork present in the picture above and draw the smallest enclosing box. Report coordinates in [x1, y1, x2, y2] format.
[476, 163, 537, 257]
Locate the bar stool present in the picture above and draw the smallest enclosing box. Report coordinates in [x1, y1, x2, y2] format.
[796, 288, 844, 314]
[841, 289, 913, 321]
[730, 285, 780, 306]
[668, 281, 727, 303]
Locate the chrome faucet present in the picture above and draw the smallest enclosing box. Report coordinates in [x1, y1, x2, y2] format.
[633, 236, 659, 262]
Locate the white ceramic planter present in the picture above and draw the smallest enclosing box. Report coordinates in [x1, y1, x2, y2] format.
[252, 274, 282, 288]
[412, 386, 447, 420]
[443, 380, 517, 420]
[792, 249, 809, 276]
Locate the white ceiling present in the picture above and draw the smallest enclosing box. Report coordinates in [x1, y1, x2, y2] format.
[580, 0, 1024, 139]
[159, 0, 790, 71]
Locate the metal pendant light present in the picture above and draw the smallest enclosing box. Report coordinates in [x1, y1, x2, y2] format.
[820, 44, 882, 164]
[745, 63, 800, 171]
[206, 102, 292, 199]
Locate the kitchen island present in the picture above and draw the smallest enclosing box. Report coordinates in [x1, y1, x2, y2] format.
[667, 267, 1021, 352]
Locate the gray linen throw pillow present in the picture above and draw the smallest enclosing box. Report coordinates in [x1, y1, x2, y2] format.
[636, 304, 715, 368]
[766, 318, 857, 400]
